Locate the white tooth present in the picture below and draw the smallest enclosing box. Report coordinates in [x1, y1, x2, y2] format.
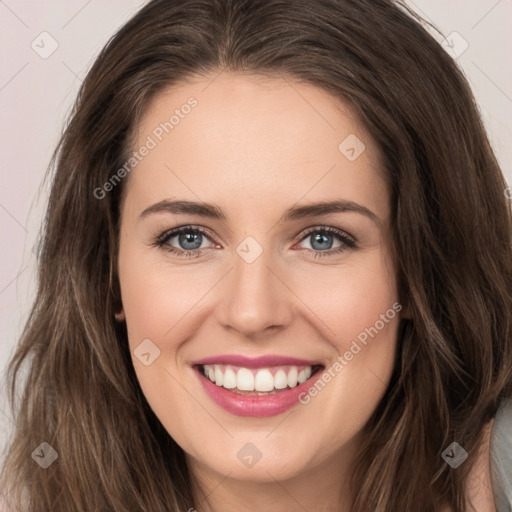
[237, 368, 255, 391]
[214, 366, 223, 386]
[222, 367, 237, 389]
[254, 369, 274, 392]
[208, 366, 215, 382]
[203, 364, 209, 377]
[274, 369, 288, 389]
[287, 367, 298, 388]
[305, 366, 312, 380]
[298, 369, 307, 384]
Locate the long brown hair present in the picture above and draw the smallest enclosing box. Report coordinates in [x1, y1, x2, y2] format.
[2, 0, 511, 510]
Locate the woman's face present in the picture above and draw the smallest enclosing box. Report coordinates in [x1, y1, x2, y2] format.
[118, 72, 402, 487]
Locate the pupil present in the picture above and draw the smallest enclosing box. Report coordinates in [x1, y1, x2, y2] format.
[177, 231, 333, 252]
[311, 233, 333, 250]
[180, 232, 201, 250]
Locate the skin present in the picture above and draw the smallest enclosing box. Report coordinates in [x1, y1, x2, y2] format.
[116, 72, 494, 511]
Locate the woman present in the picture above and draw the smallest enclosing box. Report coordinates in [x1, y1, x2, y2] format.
[1, 0, 511, 510]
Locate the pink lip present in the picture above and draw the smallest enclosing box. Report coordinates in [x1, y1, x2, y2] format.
[193, 354, 322, 368]
[193, 361, 324, 418]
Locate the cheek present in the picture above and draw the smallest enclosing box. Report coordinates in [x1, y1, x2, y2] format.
[119, 235, 400, 362]
[117, 231, 402, 478]
[291, 249, 399, 348]
[118, 243, 206, 441]
[288, 251, 400, 436]
[118, 242, 205, 349]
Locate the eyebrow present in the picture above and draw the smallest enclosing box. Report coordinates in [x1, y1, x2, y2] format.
[139, 199, 382, 227]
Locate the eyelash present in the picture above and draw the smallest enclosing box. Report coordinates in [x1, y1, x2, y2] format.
[152, 225, 356, 259]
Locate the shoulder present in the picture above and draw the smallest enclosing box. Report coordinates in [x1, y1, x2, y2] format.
[464, 415, 497, 512]
[489, 398, 512, 512]
[465, 399, 512, 512]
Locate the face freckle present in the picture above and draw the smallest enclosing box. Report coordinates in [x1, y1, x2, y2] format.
[117, 71, 402, 501]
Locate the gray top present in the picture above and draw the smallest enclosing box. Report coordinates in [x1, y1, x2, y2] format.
[491, 398, 512, 512]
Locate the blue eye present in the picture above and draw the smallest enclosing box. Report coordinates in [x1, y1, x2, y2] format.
[153, 225, 356, 259]
[154, 226, 215, 258]
[297, 227, 356, 258]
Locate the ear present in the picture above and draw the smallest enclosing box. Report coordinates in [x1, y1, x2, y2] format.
[115, 309, 125, 322]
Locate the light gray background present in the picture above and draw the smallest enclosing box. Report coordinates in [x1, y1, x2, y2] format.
[1, 0, 511, 464]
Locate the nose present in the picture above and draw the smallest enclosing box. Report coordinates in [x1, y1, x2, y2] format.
[215, 247, 293, 339]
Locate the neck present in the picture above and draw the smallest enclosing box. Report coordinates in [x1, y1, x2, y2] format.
[187, 435, 361, 512]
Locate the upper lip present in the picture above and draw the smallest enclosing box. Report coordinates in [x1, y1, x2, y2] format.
[192, 354, 323, 368]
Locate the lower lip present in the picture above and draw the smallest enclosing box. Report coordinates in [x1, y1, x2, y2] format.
[195, 367, 323, 417]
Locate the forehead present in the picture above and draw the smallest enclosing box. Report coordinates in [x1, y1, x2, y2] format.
[123, 72, 389, 221]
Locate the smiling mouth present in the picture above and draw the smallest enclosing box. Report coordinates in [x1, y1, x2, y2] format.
[196, 363, 324, 395]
